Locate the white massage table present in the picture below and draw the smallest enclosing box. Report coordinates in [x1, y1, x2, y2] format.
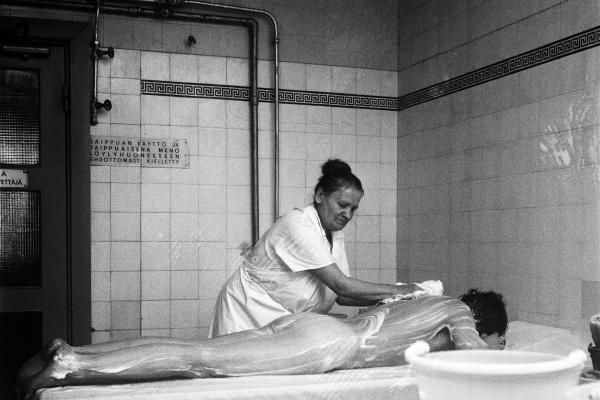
[35, 321, 586, 400]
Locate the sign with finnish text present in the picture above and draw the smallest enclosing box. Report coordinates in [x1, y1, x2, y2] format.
[90, 136, 190, 168]
[0, 169, 27, 188]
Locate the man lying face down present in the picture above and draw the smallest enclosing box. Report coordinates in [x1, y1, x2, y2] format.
[18, 289, 507, 399]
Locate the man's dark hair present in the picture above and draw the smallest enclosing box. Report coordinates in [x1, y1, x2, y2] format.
[459, 289, 508, 336]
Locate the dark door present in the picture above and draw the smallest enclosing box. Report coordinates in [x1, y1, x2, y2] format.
[0, 43, 69, 400]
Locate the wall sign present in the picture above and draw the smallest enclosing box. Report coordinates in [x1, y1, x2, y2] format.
[90, 136, 189, 168]
[0, 169, 28, 188]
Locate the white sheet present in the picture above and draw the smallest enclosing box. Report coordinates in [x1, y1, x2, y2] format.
[35, 366, 419, 400]
[35, 321, 583, 400]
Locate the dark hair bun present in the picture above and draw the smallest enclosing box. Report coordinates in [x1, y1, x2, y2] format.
[321, 159, 352, 177]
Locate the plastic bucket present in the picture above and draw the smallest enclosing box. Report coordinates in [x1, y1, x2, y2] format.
[405, 341, 587, 400]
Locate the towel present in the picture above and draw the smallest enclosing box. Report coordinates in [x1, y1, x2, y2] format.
[379, 280, 444, 304]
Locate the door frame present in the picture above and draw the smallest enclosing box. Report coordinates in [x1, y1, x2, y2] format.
[0, 16, 92, 346]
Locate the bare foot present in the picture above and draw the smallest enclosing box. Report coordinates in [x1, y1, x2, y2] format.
[18, 341, 76, 399]
[17, 338, 67, 384]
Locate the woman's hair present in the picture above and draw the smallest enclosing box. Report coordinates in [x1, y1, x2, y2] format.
[314, 159, 363, 198]
[459, 289, 508, 336]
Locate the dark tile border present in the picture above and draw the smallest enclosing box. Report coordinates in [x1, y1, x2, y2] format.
[140, 80, 399, 111]
[141, 25, 600, 111]
[398, 24, 600, 110]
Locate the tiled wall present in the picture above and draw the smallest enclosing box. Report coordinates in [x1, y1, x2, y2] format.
[90, 50, 398, 341]
[397, 0, 600, 350]
[0, 1, 400, 342]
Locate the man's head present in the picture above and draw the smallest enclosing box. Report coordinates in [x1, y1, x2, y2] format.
[459, 289, 508, 350]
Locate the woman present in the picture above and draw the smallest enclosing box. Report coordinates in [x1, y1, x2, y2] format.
[18, 290, 508, 398]
[210, 159, 425, 337]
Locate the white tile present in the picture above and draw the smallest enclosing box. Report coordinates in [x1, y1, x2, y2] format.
[332, 134, 357, 162]
[171, 242, 199, 270]
[171, 213, 199, 242]
[111, 213, 140, 241]
[306, 106, 331, 134]
[305, 160, 321, 189]
[91, 301, 111, 331]
[110, 301, 140, 330]
[171, 155, 199, 185]
[258, 59, 274, 89]
[227, 185, 252, 213]
[305, 133, 331, 161]
[355, 163, 380, 189]
[91, 242, 110, 272]
[198, 184, 226, 213]
[227, 157, 251, 185]
[141, 242, 170, 271]
[227, 213, 252, 243]
[170, 125, 198, 156]
[110, 78, 139, 95]
[141, 51, 169, 80]
[170, 97, 198, 126]
[198, 99, 226, 128]
[198, 157, 227, 184]
[91, 182, 111, 212]
[274, 159, 304, 189]
[110, 94, 140, 124]
[199, 127, 226, 157]
[198, 242, 227, 271]
[226, 101, 250, 130]
[198, 214, 227, 241]
[91, 271, 110, 301]
[199, 270, 227, 299]
[357, 136, 381, 163]
[332, 108, 357, 136]
[227, 128, 250, 157]
[91, 165, 111, 183]
[110, 271, 140, 301]
[355, 243, 380, 270]
[110, 183, 140, 212]
[198, 55, 226, 84]
[111, 49, 140, 79]
[141, 95, 169, 125]
[226, 57, 249, 86]
[141, 212, 170, 241]
[332, 66, 357, 94]
[171, 300, 199, 328]
[357, 69, 381, 96]
[380, 189, 397, 216]
[381, 163, 397, 190]
[279, 132, 306, 160]
[358, 189, 379, 216]
[280, 104, 306, 133]
[171, 270, 199, 299]
[141, 183, 170, 212]
[381, 137, 397, 163]
[280, 62, 306, 90]
[142, 271, 170, 300]
[381, 70, 398, 97]
[110, 242, 140, 272]
[355, 216, 381, 242]
[357, 109, 381, 136]
[171, 184, 198, 213]
[306, 64, 332, 92]
[92, 212, 111, 242]
[169, 54, 198, 83]
[141, 300, 170, 329]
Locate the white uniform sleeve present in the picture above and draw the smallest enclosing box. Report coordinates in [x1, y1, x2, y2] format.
[274, 214, 335, 272]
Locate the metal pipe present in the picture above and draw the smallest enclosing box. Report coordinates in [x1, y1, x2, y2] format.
[3, 0, 279, 243]
[183, 0, 280, 222]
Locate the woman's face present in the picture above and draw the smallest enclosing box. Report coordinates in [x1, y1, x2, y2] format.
[480, 332, 506, 350]
[315, 186, 363, 232]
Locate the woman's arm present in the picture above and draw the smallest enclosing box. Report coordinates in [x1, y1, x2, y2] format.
[311, 263, 422, 302]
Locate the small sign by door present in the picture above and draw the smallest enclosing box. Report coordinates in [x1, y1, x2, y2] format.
[0, 169, 28, 188]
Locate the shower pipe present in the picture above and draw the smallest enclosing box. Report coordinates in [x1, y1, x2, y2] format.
[3, 0, 281, 244]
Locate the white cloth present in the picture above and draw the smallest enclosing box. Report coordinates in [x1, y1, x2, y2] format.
[379, 280, 444, 304]
[209, 205, 350, 337]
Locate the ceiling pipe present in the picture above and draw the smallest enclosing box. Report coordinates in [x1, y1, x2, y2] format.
[1, 0, 279, 244]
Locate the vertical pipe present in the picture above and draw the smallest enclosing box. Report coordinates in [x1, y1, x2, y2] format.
[249, 19, 259, 244]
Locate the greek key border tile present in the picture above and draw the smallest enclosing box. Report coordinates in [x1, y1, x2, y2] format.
[398, 24, 600, 110]
[141, 81, 399, 111]
[141, 25, 600, 112]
